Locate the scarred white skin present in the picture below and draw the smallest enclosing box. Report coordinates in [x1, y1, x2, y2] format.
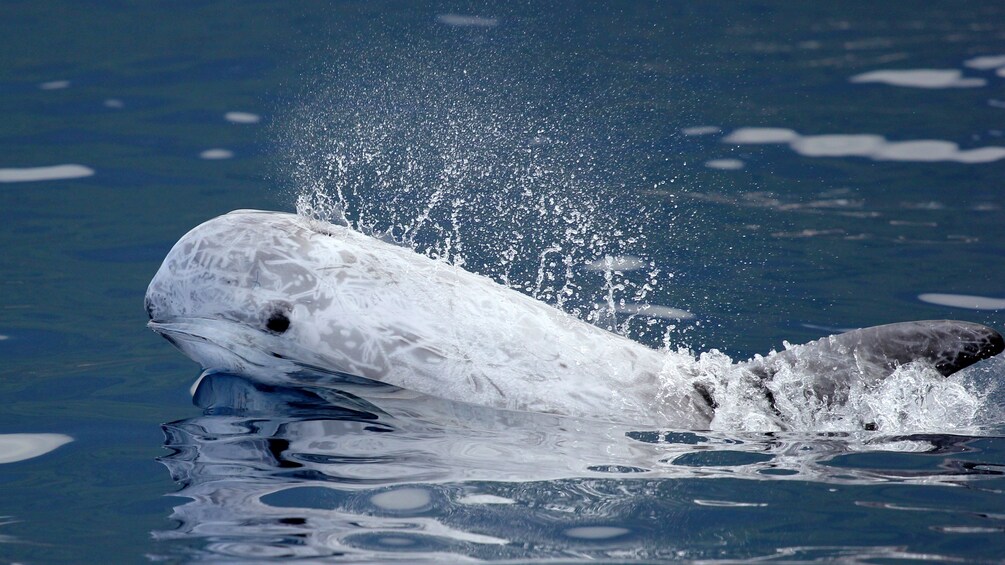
[146, 210, 712, 428]
[147, 210, 1003, 430]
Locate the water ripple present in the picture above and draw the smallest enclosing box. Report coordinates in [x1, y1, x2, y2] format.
[154, 373, 1005, 561]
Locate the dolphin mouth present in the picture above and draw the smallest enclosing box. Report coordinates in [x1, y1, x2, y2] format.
[148, 319, 199, 340]
[148, 318, 358, 387]
[148, 319, 235, 354]
[148, 318, 299, 380]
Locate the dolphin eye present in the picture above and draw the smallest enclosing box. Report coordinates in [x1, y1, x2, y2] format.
[266, 311, 291, 334]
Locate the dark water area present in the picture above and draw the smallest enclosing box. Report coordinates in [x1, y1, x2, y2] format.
[2, 1, 1005, 562]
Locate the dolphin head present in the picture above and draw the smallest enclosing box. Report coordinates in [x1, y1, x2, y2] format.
[145, 210, 340, 382]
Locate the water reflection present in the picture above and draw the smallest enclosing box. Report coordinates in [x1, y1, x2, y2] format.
[156, 372, 1005, 561]
[0, 433, 72, 465]
[682, 126, 722, 136]
[918, 293, 1005, 310]
[199, 148, 235, 160]
[0, 164, 94, 183]
[723, 127, 1005, 163]
[435, 14, 499, 28]
[684, 184, 993, 244]
[224, 111, 261, 124]
[704, 158, 745, 170]
[965, 55, 1005, 70]
[850, 69, 985, 88]
[38, 80, 70, 90]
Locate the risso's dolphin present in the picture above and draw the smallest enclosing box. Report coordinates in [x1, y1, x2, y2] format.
[146, 210, 1003, 429]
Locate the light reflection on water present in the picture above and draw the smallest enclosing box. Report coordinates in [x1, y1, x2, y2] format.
[723, 127, 1005, 164]
[0, 433, 73, 465]
[154, 373, 1005, 562]
[0, 164, 95, 183]
[850, 69, 986, 88]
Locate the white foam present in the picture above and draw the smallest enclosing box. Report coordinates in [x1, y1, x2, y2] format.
[707, 351, 984, 433]
[722, 127, 800, 144]
[682, 126, 721, 136]
[436, 14, 498, 27]
[104, 98, 124, 109]
[584, 255, 647, 272]
[863, 366, 981, 431]
[0, 164, 94, 183]
[850, 69, 985, 88]
[199, 149, 234, 160]
[224, 111, 261, 124]
[0, 335, 7, 341]
[38, 80, 70, 90]
[614, 303, 694, 320]
[705, 158, 745, 170]
[0, 434, 73, 464]
[917, 293, 1005, 310]
[964, 54, 1005, 70]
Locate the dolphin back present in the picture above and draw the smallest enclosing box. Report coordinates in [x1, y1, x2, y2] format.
[835, 320, 1003, 377]
[735, 320, 1004, 409]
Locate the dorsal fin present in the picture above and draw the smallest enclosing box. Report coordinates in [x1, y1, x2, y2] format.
[735, 320, 1003, 408]
[806, 320, 998, 375]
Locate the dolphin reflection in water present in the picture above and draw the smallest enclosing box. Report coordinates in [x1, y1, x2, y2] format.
[154, 371, 1005, 561]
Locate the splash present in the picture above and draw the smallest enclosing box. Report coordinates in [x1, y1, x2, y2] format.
[278, 46, 671, 340]
[273, 27, 995, 435]
[661, 350, 990, 434]
[276, 94, 995, 434]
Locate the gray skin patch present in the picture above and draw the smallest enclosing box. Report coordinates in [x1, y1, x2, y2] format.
[146, 210, 1004, 430]
[731, 320, 1004, 414]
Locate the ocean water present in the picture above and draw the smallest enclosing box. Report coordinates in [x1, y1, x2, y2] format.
[2, 1, 1005, 562]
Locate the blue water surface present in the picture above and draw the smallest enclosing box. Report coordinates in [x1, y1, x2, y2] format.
[2, 2, 1005, 562]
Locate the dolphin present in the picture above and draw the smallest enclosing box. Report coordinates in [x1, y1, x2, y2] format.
[145, 210, 1003, 429]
